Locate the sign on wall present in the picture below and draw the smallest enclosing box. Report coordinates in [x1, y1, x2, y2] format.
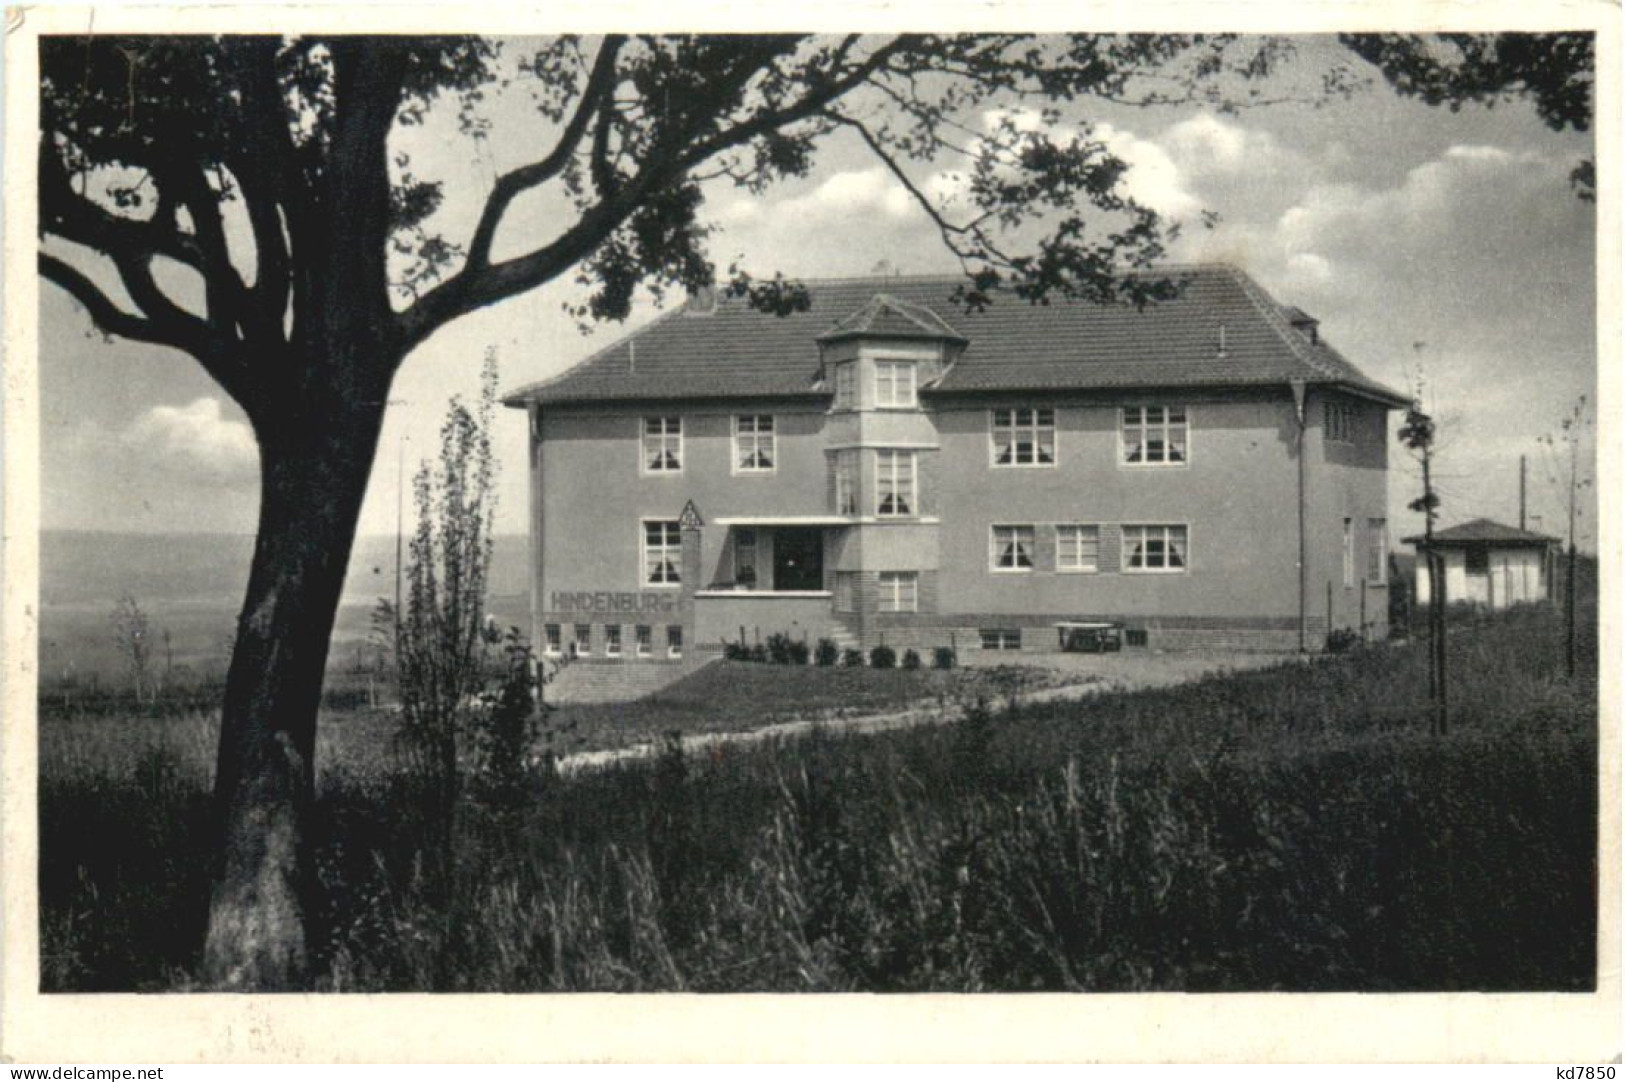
[549, 590, 678, 614]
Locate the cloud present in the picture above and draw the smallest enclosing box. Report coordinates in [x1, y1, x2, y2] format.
[125, 397, 259, 483]
[717, 166, 915, 228]
[1094, 122, 1202, 221]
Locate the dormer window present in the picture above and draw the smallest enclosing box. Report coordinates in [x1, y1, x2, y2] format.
[874, 360, 917, 408]
[833, 361, 856, 410]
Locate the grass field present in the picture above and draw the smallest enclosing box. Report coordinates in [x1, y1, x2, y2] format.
[38, 602, 1598, 992]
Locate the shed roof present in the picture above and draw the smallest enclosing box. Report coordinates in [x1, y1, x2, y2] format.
[1403, 518, 1561, 547]
[503, 263, 1406, 407]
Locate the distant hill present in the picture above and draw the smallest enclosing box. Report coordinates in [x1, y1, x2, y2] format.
[37, 530, 531, 683]
[39, 529, 530, 607]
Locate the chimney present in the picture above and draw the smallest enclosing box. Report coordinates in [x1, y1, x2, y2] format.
[685, 282, 717, 315]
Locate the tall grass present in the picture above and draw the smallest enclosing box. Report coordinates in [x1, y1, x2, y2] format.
[39, 604, 1597, 991]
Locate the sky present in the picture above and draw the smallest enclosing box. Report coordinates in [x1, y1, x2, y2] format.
[35, 34, 1600, 549]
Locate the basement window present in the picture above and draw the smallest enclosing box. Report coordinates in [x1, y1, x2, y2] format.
[980, 628, 1022, 651]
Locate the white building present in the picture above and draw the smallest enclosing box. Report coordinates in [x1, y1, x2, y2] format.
[1407, 518, 1559, 609]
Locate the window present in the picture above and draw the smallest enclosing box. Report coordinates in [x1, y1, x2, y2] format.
[835, 450, 860, 516]
[1121, 406, 1188, 465]
[1367, 519, 1388, 584]
[1126, 629, 1149, 648]
[543, 623, 562, 656]
[874, 360, 918, 408]
[635, 624, 652, 657]
[643, 521, 682, 586]
[1343, 517, 1355, 588]
[1466, 548, 1489, 574]
[875, 450, 916, 517]
[667, 625, 683, 659]
[1325, 401, 1356, 443]
[734, 414, 776, 473]
[833, 362, 857, 410]
[604, 625, 622, 657]
[573, 623, 592, 656]
[992, 525, 1035, 571]
[1123, 524, 1188, 572]
[732, 529, 758, 588]
[878, 571, 918, 613]
[834, 571, 857, 613]
[992, 407, 1056, 466]
[1057, 525, 1101, 572]
[642, 416, 682, 473]
[980, 628, 1021, 650]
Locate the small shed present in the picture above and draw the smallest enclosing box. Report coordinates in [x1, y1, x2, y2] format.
[1404, 518, 1559, 609]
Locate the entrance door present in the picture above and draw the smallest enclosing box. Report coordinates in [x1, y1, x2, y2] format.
[773, 528, 824, 591]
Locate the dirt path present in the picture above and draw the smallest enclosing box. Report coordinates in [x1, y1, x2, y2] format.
[556, 651, 1302, 774]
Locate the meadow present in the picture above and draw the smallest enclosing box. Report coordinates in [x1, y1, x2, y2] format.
[37, 602, 1598, 992]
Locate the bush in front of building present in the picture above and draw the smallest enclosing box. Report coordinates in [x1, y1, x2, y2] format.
[766, 633, 794, 665]
[1325, 627, 1361, 653]
[870, 644, 897, 670]
[842, 647, 865, 668]
[932, 646, 957, 670]
[901, 648, 922, 670]
[764, 633, 810, 665]
[749, 642, 769, 664]
[723, 640, 753, 662]
[814, 639, 839, 667]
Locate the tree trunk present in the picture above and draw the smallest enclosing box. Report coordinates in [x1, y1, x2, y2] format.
[202, 390, 389, 990]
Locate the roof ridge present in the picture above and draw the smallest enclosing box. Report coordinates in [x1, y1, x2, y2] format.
[717, 260, 1246, 292]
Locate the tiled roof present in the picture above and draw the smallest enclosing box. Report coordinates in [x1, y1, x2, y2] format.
[1403, 518, 1561, 546]
[504, 263, 1407, 407]
[816, 293, 968, 344]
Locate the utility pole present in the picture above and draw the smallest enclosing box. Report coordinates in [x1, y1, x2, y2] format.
[1566, 424, 1578, 678]
[1519, 454, 1527, 531]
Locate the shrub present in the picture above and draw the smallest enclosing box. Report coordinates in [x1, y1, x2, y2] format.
[767, 632, 795, 665]
[723, 640, 752, 662]
[814, 638, 839, 667]
[932, 646, 957, 670]
[870, 644, 897, 670]
[842, 647, 865, 668]
[749, 643, 769, 664]
[901, 648, 922, 670]
[1326, 627, 1361, 653]
[787, 638, 811, 666]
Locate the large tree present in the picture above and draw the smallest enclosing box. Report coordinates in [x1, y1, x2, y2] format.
[37, 31, 1591, 990]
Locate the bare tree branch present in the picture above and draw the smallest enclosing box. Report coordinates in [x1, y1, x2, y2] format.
[398, 36, 913, 350]
[40, 251, 192, 352]
[466, 35, 625, 270]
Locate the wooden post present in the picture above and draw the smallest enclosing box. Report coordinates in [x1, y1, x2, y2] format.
[1360, 580, 1368, 642]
